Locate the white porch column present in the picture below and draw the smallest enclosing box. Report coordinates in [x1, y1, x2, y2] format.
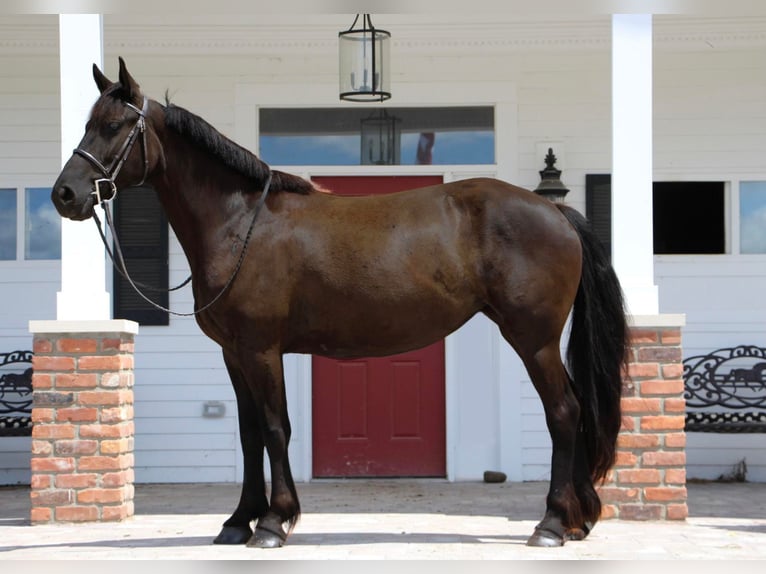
[611, 14, 659, 316]
[57, 14, 110, 320]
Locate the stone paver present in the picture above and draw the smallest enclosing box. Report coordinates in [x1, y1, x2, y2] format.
[1, 480, 764, 559]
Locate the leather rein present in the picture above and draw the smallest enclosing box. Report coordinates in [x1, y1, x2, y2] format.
[72, 96, 272, 317]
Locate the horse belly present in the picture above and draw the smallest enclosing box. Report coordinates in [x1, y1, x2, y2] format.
[288, 278, 480, 359]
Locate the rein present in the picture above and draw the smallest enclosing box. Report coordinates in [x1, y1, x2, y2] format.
[95, 172, 272, 317]
[75, 95, 273, 317]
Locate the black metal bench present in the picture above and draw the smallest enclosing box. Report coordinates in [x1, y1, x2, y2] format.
[0, 350, 33, 437]
[683, 345, 766, 433]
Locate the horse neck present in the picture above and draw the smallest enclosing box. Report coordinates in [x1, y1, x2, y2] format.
[149, 130, 259, 276]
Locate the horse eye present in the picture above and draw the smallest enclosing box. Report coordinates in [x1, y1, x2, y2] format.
[108, 121, 121, 131]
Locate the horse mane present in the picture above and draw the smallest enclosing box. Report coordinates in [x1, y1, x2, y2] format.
[163, 103, 314, 195]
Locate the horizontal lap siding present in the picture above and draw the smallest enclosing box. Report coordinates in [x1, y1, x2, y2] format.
[655, 49, 766, 176]
[0, 39, 63, 484]
[131, 332, 237, 483]
[0, 50, 61, 345]
[521, 380, 552, 481]
[656, 257, 766, 356]
[516, 51, 611, 217]
[0, 437, 32, 485]
[686, 434, 766, 482]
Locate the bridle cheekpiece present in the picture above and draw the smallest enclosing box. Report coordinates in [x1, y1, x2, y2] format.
[73, 96, 150, 205]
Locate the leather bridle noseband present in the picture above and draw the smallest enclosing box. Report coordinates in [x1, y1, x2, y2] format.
[73, 96, 150, 205]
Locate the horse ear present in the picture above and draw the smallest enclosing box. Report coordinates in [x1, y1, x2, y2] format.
[117, 56, 141, 101]
[92, 64, 112, 94]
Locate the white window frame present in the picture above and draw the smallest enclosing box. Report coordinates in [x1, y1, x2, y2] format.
[652, 174, 766, 264]
[0, 184, 61, 264]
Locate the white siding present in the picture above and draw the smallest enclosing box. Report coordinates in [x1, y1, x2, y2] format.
[0, 19, 61, 484]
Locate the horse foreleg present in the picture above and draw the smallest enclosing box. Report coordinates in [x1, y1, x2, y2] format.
[214, 353, 269, 545]
[243, 351, 301, 549]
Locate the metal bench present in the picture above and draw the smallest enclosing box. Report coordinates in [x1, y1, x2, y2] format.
[683, 345, 766, 433]
[0, 350, 33, 437]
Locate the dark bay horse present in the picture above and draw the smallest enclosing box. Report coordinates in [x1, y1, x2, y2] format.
[51, 58, 629, 548]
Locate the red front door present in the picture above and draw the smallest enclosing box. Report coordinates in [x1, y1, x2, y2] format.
[310, 175, 446, 478]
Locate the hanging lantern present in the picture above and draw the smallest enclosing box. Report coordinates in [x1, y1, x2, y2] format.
[360, 109, 400, 165]
[339, 14, 391, 102]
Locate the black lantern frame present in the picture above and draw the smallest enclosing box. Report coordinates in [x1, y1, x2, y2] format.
[339, 14, 391, 102]
[534, 147, 570, 202]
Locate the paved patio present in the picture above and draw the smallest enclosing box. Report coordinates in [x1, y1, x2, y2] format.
[1, 480, 765, 559]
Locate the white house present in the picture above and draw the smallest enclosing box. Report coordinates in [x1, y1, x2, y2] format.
[1, 12, 765, 485]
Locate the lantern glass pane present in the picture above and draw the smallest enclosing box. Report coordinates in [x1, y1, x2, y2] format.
[339, 30, 390, 100]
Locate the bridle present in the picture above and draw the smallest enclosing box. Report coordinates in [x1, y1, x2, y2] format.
[73, 96, 150, 205]
[69, 95, 272, 317]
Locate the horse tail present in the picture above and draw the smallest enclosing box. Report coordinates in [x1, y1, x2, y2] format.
[557, 203, 629, 483]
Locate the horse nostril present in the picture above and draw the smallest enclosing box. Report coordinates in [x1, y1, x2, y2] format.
[56, 185, 75, 204]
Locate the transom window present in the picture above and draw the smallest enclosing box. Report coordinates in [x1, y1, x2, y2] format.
[258, 106, 495, 166]
[0, 187, 60, 261]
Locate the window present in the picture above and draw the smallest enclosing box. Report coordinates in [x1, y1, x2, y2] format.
[112, 185, 169, 326]
[653, 182, 725, 254]
[25, 187, 61, 260]
[259, 106, 495, 166]
[0, 189, 16, 260]
[586, 177, 727, 255]
[0, 187, 60, 261]
[739, 181, 766, 254]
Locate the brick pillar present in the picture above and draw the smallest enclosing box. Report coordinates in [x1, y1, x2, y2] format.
[28, 320, 138, 524]
[599, 314, 688, 521]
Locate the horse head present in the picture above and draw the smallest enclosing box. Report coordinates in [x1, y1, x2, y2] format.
[52, 57, 165, 220]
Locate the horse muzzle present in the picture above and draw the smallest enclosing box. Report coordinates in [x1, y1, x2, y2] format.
[51, 182, 96, 221]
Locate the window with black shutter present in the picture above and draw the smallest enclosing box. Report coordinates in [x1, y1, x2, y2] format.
[585, 175, 726, 255]
[112, 185, 169, 325]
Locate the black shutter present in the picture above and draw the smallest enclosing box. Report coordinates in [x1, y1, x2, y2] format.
[112, 185, 169, 325]
[585, 174, 612, 260]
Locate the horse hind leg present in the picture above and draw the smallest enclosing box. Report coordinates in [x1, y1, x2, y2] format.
[497, 323, 584, 547]
[566, 426, 602, 541]
[214, 352, 269, 545]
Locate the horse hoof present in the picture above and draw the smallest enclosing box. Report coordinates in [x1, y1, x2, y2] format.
[213, 525, 253, 545]
[526, 528, 565, 547]
[247, 527, 286, 548]
[565, 528, 588, 541]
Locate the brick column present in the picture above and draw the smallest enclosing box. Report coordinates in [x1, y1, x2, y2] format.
[28, 320, 138, 524]
[599, 314, 688, 521]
